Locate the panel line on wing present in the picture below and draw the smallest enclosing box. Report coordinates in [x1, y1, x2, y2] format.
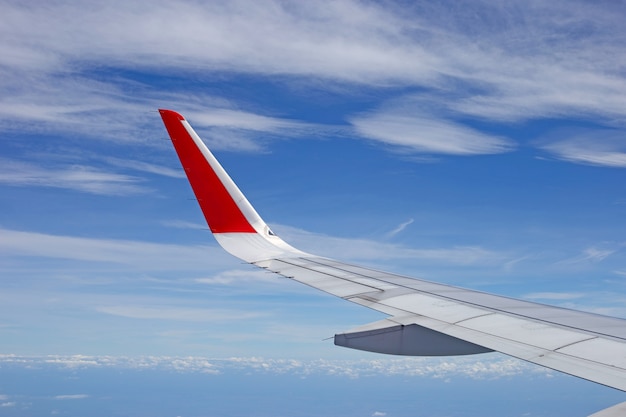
[453, 312, 496, 324]
[265, 258, 387, 293]
[554, 336, 598, 351]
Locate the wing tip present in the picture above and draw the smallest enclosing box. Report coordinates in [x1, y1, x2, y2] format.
[158, 109, 185, 121]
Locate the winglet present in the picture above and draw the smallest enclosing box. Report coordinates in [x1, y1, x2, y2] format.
[159, 109, 260, 234]
[159, 109, 306, 262]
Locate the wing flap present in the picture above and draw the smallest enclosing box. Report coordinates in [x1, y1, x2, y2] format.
[335, 318, 493, 356]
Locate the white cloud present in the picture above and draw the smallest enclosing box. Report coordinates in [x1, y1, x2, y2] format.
[186, 107, 338, 152]
[0, 354, 541, 380]
[0, 158, 150, 195]
[195, 269, 278, 285]
[0, 1, 438, 84]
[580, 247, 616, 263]
[557, 246, 617, 266]
[96, 305, 265, 321]
[54, 394, 89, 400]
[0, 223, 505, 276]
[103, 157, 186, 178]
[161, 220, 208, 230]
[0, 0, 624, 144]
[0, 228, 230, 271]
[385, 218, 414, 239]
[0, 74, 159, 142]
[274, 224, 506, 265]
[351, 107, 514, 155]
[190, 108, 303, 133]
[0, 76, 322, 151]
[540, 131, 626, 168]
[524, 292, 584, 301]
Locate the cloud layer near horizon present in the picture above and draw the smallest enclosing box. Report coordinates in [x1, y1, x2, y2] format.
[0, 353, 543, 380]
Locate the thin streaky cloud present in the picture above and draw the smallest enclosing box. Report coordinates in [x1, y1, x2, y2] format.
[0, 79, 336, 152]
[161, 220, 208, 230]
[274, 224, 506, 265]
[385, 218, 414, 239]
[187, 108, 347, 152]
[104, 157, 186, 178]
[351, 112, 514, 155]
[189, 108, 306, 133]
[0, 1, 624, 163]
[0, 228, 230, 271]
[195, 269, 278, 286]
[1, 1, 624, 124]
[556, 247, 617, 266]
[524, 292, 585, 301]
[540, 131, 626, 168]
[0, 75, 158, 142]
[96, 305, 266, 322]
[0, 225, 499, 268]
[54, 394, 89, 400]
[0, 158, 150, 195]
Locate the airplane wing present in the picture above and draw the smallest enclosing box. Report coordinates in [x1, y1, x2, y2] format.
[159, 109, 626, 394]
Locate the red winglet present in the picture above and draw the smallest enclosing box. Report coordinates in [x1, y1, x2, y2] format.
[159, 109, 256, 233]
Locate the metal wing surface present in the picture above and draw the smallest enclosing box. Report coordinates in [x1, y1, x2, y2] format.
[159, 109, 626, 392]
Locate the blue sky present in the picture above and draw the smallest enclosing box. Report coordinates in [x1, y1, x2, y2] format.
[1, 0, 626, 415]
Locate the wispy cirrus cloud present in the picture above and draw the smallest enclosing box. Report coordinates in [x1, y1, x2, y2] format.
[103, 157, 186, 178]
[0, 0, 624, 155]
[54, 394, 89, 400]
[385, 218, 414, 239]
[161, 219, 208, 230]
[351, 110, 514, 155]
[0, 228, 228, 271]
[96, 305, 266, 321]
[556, 246, 617, 266]
[0, 78, 324, 149]
[524, 292, 585, 301]
[273, 224, 506, 265]
[194, 269, 278, 286]
[540, 130, 626, 168]
[189, 108, 305, 133]
[185, 107, 339, 151]
[0, 225, 505, 274]
[0, 158, 149, 195]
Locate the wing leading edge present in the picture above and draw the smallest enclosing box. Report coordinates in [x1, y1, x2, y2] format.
[159, 109, 626, 393]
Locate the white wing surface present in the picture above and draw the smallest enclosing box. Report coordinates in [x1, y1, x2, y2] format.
[159, 109, 626, 393]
